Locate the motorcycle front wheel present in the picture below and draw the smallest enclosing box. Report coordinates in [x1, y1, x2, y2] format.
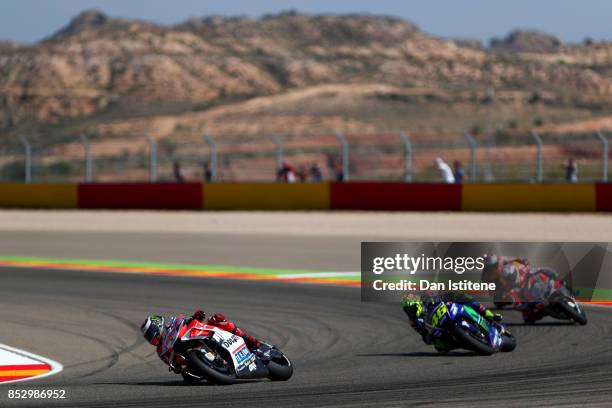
[181, 370, 202, 385]
[452, 320, 495, 355]
[500, 331, 516, 352]
[187, 349, 236, 385]
[557, 300, 588, 325]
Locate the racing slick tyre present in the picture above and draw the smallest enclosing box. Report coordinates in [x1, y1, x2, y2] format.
[187, 349, 236, 385]
[452, 321, 495, 356]
[500, 332, 516, 352]
[267, 354, 293, 381]
[557, 300, 588, 325]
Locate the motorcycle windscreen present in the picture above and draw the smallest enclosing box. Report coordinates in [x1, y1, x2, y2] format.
[161, 315, 185, 356]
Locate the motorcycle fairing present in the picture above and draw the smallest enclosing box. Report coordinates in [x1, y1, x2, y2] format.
[210, 328, 257, 375]
[451, 304, 502, 349]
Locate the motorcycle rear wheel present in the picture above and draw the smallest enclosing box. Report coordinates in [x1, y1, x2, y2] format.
[267, 354, 293, 381]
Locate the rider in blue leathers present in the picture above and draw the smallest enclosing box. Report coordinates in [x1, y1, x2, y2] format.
[401, 292, 501, 353]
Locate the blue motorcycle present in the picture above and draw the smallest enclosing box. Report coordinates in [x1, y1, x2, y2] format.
[429, 301, 516, 355]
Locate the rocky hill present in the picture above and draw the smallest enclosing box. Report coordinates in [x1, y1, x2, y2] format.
[1, 9, 612, 138]
[490, 30, 562, 53]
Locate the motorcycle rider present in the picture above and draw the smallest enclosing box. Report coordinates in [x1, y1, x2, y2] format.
[141, 310, 261, 372]
[482, 254, 561, 322]
[401, 291, 501, 353]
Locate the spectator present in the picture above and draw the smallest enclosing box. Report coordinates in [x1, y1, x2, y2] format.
[453, 161, 466, 184]
[203, 162, 213, 182]
[297, 165, 308, 183]
[434, 157, 455, 184]
[326, 153, 337, 172]
[565, 158, 578, 183]
[277, 160, 296, 183]
[309, 163, 323, 182]
[173, 160, 185, 183]
[335, 162, 345, 182]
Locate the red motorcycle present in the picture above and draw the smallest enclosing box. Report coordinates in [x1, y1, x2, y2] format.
[486, 269, 587, 325]
[159, 315, 293, 385]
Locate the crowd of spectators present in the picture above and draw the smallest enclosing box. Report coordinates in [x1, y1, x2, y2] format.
[171, 156, 582, 184]
[278, 161, 326, 183]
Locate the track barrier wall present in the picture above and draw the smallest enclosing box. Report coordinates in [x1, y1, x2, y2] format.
[204, 183, 329, 210]
[596, 184, 612, 212]
[462, 184, 597, 212]
[0, 182, 611, 212]
[0, 184, 77, 209]
[78, 183, 203, 210]
[330, 183, 461, 211]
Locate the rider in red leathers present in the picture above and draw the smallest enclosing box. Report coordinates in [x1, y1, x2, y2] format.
[482, 255, 561, 322]
[141, 310, 261, 372]
[202, 311, 261, 351]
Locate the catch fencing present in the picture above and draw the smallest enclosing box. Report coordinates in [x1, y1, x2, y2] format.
[0, 130, 609, 184]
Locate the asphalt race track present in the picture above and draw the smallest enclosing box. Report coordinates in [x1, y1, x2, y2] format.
[1, 266, 611, 407]
[1, 212, 612, 407]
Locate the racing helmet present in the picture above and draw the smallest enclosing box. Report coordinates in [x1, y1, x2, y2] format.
[401, 294, 423, 320]
[483, 254, 499, 271]
[420, 291, 441, 307]
[482, 254, 499, 279]
[141, 315, 165, 346]
[502, 264, 519, 284]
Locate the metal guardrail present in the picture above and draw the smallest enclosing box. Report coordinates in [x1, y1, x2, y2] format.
[18, 136, 31, 183]
[399, 132, 412, 182]
[80, 135, 92, 183]
[271, 134, 283, 175]
[530, 130, 544, 183]
[596, 132, 608, 183]
[335, 132, 349, 182]
[145, 135, 157, 183]
[464, 132, 477, 183]
[2, 130, 610, 184]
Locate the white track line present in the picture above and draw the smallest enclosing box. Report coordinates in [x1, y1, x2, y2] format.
[0, 343, 63, 385]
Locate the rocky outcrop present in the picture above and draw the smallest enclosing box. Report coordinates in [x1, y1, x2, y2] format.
[49, 9, 112, 39]
[1, 11, 611, 133]
[490, 30, 562, 53]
